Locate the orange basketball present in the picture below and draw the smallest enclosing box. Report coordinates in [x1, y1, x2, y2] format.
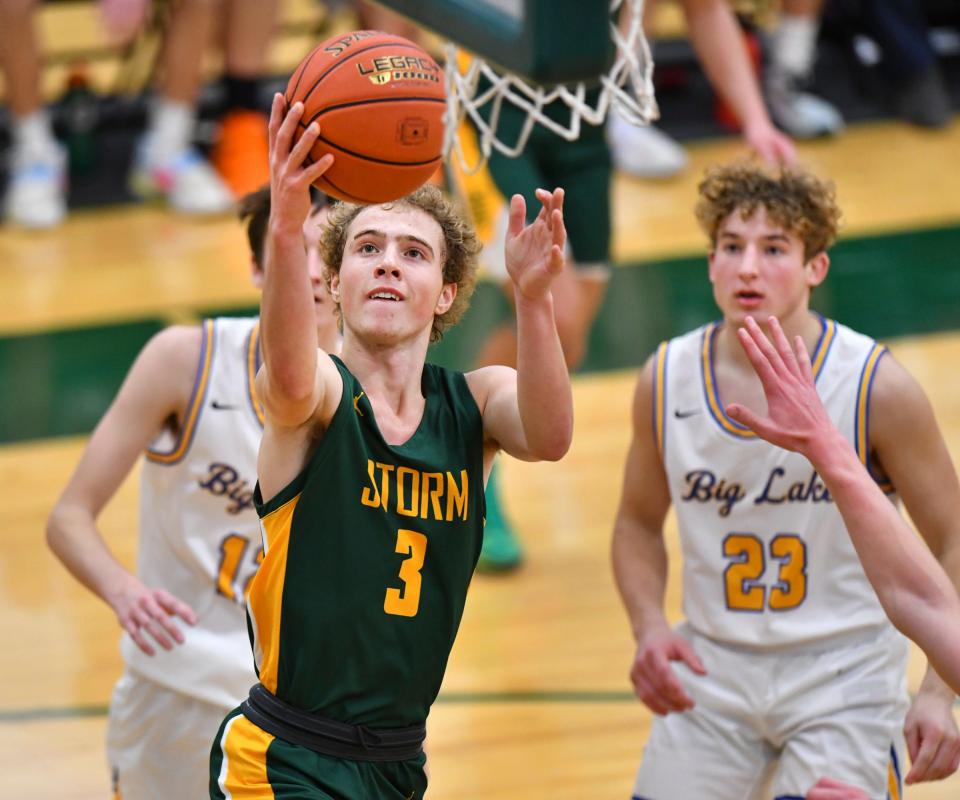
[285, 30, 446, 204]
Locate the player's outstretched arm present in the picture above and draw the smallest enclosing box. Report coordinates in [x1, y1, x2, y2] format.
[47, 327, 200, 656]
[467, 189, 573, 462]
[727, 315, 960, 694]
[612, 359, 707, 716]
[259, 93, 337, 429]
[867, 354, 960, 783]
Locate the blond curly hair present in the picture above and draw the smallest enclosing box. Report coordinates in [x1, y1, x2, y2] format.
[695, 162, 841, 261]
[320, 185, 481, 343]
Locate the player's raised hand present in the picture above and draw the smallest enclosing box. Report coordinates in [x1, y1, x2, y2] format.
[504, 188, 566, 301]
[904, 689, 960, 783]
[268, 93, 334, 228]
[630, 626, 707, 716]
[726, 316, 837, 462]
[110, 573, 197, 656]
[805, 777, 870, 800]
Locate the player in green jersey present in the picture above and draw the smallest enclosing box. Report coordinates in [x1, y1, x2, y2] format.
[209, 94, 574, 799]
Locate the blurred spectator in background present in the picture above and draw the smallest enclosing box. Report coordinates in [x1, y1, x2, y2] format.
[1, 0, 74, 227]
[766, 0, 953, 134]
[120, 0, 233, 217]
[1, 0, 280, 229]
[765, 0, 845, 137]
[208, 0, 277, 197]
[852, 0, 953, 128]
[608, 0, 796, 179]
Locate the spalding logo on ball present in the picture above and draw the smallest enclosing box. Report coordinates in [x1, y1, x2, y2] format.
[285, 30, 446, 204]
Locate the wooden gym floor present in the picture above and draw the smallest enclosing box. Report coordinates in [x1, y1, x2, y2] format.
[3, 120, 960, 798]
[3, 2, 960, 797]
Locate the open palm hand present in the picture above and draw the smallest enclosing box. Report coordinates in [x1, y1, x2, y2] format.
[726, 316, 836, 460]
[504, 188, 566, 301]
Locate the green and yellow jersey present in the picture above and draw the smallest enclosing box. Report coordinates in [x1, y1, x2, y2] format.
[248, 355, 486, 729]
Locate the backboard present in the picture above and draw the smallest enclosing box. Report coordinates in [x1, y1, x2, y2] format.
[374, 0, 615, 85]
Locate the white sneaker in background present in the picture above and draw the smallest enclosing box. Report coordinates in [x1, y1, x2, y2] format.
[606, 107, 689, 179]
[765, 71, 845, 138]
[129, 142, 234, 216]
[3, 139, 68, 228]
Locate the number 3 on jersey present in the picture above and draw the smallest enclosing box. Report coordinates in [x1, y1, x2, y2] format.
[723, 532, 807, 612]
[384, 529, 428, 617]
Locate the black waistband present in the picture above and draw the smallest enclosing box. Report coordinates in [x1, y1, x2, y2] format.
[240, 684, 426, 763]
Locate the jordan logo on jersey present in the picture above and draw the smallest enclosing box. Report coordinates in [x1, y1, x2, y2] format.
[198, 462, 255, 514]
[682, 467, 833, 517]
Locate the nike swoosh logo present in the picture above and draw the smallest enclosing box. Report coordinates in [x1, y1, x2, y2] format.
[211, 400, 239, 411]
[353, 392, 365, 416]
[673, 409, 701, 419]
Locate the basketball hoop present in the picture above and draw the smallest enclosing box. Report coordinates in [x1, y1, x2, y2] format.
[442, 0, 658, 173]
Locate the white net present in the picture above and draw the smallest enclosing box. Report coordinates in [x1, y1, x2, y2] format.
[443, 0, 658, 173]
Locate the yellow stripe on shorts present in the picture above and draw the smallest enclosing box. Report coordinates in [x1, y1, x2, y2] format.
[218, 714, 276, 800]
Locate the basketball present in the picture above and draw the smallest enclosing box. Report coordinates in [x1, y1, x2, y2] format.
[284, 30, 446, 204]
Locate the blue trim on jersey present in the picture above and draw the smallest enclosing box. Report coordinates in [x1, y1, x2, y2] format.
[890, 743, 902, 796]
[700, 322, 754, 440]
[175, 318, 215, 461]
[700, 316, 835, 442]
[662, 342, 669, 458]
[652, 341, 670, 459]
[245, 323, 264, 429]
[853, 349, 870, 461]
[854, 345, 895, 493]
[864, 348, 891, 490]
[145, 317, 216, 465]
[865, 349, 891, 490]
[650, 346, 658, 452]
[811, 312, 836, 385]
[774, 795, 805, 799]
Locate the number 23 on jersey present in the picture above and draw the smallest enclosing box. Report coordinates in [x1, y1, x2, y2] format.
[723, 532, 807, 612]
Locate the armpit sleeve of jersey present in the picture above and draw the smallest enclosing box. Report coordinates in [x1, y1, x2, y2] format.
[853, 343, 895, 494]
[245, 322, 265, 427]
[146, 319, 216, 465]
[651, 341, 669, 459]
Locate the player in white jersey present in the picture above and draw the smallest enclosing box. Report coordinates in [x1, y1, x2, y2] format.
[732, 315, 960, 800]
[612, 162, 960, 799]
[46, 188, 338, 799]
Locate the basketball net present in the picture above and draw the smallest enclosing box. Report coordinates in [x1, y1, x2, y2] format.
[443, 0, 657, 173]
